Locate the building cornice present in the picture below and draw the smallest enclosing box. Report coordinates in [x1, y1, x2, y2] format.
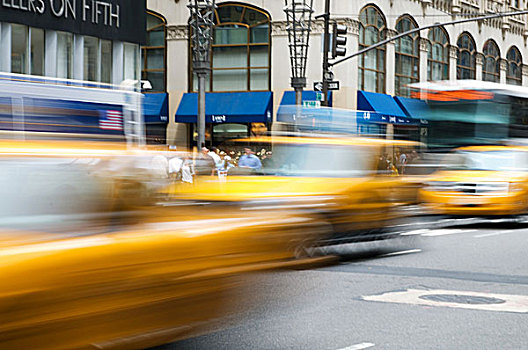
[167, 25, 188, 41]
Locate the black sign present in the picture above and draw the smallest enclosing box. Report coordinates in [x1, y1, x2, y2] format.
[313, 81, 323, 92]
[0, 0, 146, 44]
[327, 81, 340, 90]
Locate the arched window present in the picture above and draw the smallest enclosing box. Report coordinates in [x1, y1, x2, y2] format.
[456, 33, 476, 80]
[194, 3, 270, 92]
[506, 46, 522, 86]
[427, 27, 449, 81]
[142, 12, 166, 92]
[482, 40, 500, 83]
[358, 5, 386, 93]
[395, 15, 419, 97]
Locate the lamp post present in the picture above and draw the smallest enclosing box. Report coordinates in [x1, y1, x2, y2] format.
[284, 0, 314, 107]
[188, 0, 215, 149]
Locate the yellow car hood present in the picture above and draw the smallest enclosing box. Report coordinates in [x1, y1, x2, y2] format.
[427, 170, 528, 183]
[164, 176, 376, 201]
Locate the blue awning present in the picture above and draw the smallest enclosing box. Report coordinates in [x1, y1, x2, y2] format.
[394, 96, 429, 125]
[175, 91, 272, 123]
[357, 90, 415, 125]
[143, 93, 168, 124]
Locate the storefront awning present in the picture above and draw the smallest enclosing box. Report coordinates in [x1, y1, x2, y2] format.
[143, 93, 169, 124]
[357, 91, 413, 125]
[394, 96, 428, 124]
[175, 91, 273, 123]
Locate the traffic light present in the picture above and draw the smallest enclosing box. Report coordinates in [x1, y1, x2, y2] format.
[331, 23, 347, 58]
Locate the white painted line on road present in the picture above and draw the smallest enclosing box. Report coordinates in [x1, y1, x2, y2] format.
[421, 229, 467, 237]
[380, 249, 422, 257]
[400, 229, 429, 236]
[363, 289, 528, 313]
[474, 230, 521, 238]
[337, 342, 375, 350]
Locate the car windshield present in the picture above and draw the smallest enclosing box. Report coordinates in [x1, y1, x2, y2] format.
[446, 150, 528, 171]
[262, 143, 375, 177]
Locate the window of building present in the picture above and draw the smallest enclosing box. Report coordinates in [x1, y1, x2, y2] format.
[11, 24, 28, 74]
[30, 28, 44, 76]
[427, 27, 449, 81]
[100, 40, 112, 84]
[191, 3, 271, 92]
[482, 40, 500, 83]
[124, 43, 140, 81]
[395, 15, 419, 97]
[142, 11, 166, 92]
[506, 46, 522, 86]
[456, 33, 476, 80]
[84, 36, 98, 82]
[57, 31, 73, 79]
[358, 5, 386, 93]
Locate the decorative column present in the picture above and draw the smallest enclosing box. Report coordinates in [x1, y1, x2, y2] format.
[385, 29, 397, 95]
[449, 45, 458, 81]
[419, 37, 429, 82]
[166, 25, 191, 145]
[500, 59, 507, 84]
[522, 65, 528, 87]
[476, 53, 483, 81]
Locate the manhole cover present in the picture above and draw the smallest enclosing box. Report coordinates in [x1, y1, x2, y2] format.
[419, 294, 506, 305]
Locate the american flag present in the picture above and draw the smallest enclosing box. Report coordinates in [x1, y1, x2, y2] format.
[99, 110, 123, 130]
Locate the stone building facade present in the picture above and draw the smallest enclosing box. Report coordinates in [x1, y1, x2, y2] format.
[146, 0, 528, 146]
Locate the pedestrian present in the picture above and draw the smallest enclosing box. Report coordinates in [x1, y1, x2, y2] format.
[399, 151, 407, 175]
[194, 147, 215, 176]
[208, 146, 223, 175]
[238, 147, 262, 170]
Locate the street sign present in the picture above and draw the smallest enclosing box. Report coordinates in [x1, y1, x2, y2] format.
[313, 81, 323, 92]
[324, 71, 334, 81]
[303, 100, 320, 108]
[315, 92, 324, 101]
[327, 81, 340, 90]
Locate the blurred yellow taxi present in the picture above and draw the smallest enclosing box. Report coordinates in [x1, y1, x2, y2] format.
[165, 136, 422, 246]
[0, 207, 324, 350]
[0, 139, 326, 349]
[419, 145, 528, 216]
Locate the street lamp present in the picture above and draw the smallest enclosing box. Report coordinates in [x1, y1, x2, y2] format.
[188, 0, 215, 149]
[284, 0, 314, 106]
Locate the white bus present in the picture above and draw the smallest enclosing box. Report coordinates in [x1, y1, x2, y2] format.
[411, 80, 528, 149]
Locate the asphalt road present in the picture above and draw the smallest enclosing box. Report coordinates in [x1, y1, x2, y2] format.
[154, 223, 528, 350]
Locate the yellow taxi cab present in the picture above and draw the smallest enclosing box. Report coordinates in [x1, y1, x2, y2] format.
[419, 145, 528, 216]
[0, 139, 325, 349]
[164, 135, 422, 246]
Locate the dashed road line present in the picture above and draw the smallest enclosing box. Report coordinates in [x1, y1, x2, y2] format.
[474, 230, 522, 238]
[421, 229, 469, 237]
[379, 249, 422, 257]
[401, 228, 477, 237]
[337, 342, 375, 350]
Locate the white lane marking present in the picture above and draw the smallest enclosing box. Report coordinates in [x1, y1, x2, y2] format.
[401, 229, 429, 236]
[337, 343, 375, 350]
[421, 229, 467, 237]
[363, 289, 528, 313]
[380, 249, 422, 257]
[474, 230, 522, 238]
